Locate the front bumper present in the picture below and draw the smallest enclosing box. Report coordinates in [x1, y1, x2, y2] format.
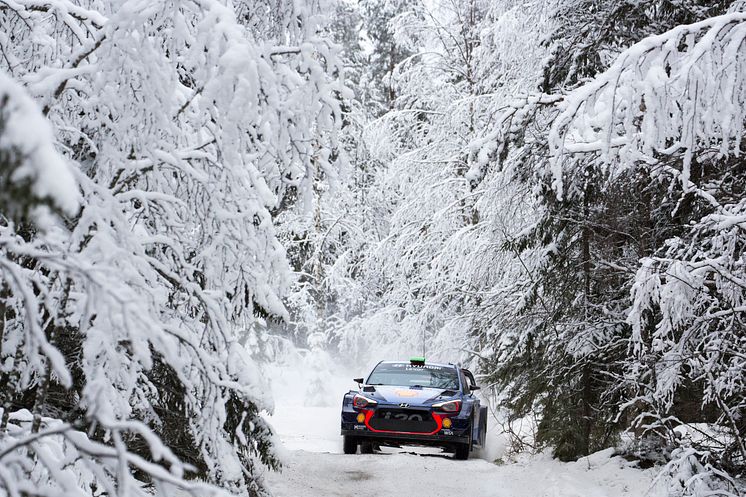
[341, 404, 471, 447]
[340, 427, 470, 446]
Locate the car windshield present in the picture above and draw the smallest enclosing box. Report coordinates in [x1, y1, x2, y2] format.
[366, 363, 460, 390]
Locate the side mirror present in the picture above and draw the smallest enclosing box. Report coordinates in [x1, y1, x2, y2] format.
[353, 377, 364, 384]
[470, 385, 480, 391]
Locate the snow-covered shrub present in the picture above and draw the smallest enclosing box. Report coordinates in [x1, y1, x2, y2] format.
[655, 448, 741, 497]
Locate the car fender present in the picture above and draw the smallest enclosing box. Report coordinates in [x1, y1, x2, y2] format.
[458, 396, 477, 416]
[466, 401, 487, 447]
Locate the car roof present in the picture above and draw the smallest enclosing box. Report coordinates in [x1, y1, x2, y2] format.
[377, 360, 458, 369]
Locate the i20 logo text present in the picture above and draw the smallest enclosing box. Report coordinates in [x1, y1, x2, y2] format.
[382, 411, 423, 421]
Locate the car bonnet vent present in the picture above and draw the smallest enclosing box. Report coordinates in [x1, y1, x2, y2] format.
[362, 385, 376, 392]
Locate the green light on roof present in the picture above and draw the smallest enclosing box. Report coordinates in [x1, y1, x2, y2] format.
[410, 356, 426, 364]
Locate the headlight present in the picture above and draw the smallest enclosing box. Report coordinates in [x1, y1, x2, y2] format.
[352, 394, 377, 408]
[432, 400, 461, 413]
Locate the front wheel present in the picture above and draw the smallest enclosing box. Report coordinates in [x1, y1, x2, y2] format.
[343, 436, 358, 454]
[454, 420, 473, 460]
[360, 440, 374, 454]
[454, 442, 470, 460]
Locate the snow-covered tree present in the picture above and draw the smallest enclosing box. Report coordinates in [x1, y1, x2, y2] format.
[479, 1, 746, 469]
[358, 0, 419, 115]
[549, 11, 746, 488]
[316, 0, 555, 366]
[0, 1, 345, 495]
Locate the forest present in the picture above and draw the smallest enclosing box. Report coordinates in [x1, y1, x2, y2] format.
[0, 0, 744, 496]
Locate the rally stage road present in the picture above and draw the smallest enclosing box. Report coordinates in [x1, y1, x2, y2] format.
[262, 405, 657, 497]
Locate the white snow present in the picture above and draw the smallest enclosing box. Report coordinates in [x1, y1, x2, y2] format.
[0, 71, 79, 215]
[265, 447, 660, 497]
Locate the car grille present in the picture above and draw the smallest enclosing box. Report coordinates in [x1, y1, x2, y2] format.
[368, 408, 437, 433]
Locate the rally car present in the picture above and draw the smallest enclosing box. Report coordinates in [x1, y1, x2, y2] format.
[340, 357, 487, 459]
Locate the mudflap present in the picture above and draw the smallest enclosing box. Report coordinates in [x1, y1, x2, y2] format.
[473, 405, 488, 447]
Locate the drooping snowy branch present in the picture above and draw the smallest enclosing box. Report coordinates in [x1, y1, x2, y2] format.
[549, 12, 746, 201]
[0, 71, 79, 222]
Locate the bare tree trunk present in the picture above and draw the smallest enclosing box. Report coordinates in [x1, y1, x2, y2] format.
[580, 170, 593, 455]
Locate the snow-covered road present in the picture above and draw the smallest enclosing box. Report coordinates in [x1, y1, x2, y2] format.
[263, 405, 657, 497]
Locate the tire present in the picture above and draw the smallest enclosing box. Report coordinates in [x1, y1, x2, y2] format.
[454, 442, 470, 460]
[454, 420, 473, 460]
[360, 440, 374, 454]
[343, 436, 358, 454]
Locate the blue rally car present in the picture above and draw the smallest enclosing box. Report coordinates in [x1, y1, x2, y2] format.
[340, 357, 487, 459]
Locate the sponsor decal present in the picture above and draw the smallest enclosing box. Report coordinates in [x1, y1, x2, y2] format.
[391, 363, 447, 371]
[394, 390, 418, 397]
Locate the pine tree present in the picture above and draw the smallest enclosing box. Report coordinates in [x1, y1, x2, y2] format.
[358, 0, 419, 115]
[483, 0, 742, 464]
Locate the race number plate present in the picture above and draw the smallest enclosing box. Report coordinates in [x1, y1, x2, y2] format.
[370, 409, 437, 433]
[377, 409, 425, 421]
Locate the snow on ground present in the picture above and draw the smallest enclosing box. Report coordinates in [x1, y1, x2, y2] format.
[265, 448, 655, 497]
[261, 354, 659, 497]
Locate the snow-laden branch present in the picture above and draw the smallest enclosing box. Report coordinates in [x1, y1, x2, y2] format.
[0, 71, 78, 217]
[0, 0, 106, 28]
[549, 12, 746, 200]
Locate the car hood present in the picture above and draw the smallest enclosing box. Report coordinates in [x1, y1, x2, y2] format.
[363, 385, 458, 405]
